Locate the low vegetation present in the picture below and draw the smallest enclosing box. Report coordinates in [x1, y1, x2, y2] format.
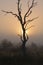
[0, 39, 43, 65]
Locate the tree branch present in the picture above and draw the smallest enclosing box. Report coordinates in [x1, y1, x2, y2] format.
[26, 10, 32, 17]
[24, 0, 37, 24]
[1, 0, 22, 25]
[25, 25, 34, 31]
[1, 10, 18, 16]
[17, 0, 22, 24]
[1, 10, 23, 25]
[25, 17, 38, 28]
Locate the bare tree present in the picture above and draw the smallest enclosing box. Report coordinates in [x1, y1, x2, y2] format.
[1, 0, 38, 49]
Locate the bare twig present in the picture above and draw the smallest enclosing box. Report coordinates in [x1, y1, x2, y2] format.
[25, 25, 34, 31]
[25, 17, 38, 28]
[1, 10, 17, 16]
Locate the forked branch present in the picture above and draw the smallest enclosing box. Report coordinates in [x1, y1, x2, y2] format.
[24, 0, 37, 24]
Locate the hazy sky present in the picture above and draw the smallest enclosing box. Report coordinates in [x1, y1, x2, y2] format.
[0, 0, 43, 45]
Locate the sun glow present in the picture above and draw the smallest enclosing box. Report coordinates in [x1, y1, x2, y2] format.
[21, 30, 28, 35]
[26, 30, 28, 34]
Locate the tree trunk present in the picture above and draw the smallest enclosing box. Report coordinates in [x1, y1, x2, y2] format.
[22, 24, 26, 47]
[22, 24, 26, 56]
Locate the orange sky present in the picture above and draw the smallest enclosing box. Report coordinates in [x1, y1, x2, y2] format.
[0, 0, 43, 45]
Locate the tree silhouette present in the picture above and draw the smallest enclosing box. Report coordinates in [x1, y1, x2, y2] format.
[1, 0, 38, 49]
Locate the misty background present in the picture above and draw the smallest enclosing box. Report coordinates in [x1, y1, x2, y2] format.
[0, 0, 43, 46]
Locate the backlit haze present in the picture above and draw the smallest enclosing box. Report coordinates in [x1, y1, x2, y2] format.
[0, 0, 43, 46]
